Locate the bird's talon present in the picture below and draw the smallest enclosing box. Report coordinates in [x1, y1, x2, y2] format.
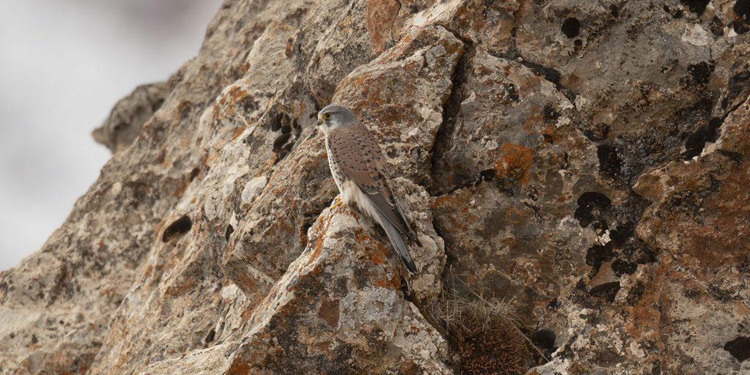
[332, 196, 343, 208]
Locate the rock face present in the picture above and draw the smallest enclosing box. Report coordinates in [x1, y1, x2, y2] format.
[1, 0, 749, 374]
[92, 82, 169, 153]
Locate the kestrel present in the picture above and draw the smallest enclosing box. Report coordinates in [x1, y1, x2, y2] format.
[317, 104, 419, 273]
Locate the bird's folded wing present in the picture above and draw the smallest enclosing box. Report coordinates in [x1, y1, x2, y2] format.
[359, 183, 419, 243]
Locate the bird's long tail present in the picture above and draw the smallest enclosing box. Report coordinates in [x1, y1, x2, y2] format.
[379, 214, 418, 273]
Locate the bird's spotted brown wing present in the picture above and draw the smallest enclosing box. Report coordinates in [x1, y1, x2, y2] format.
[328, 122, 419, 243]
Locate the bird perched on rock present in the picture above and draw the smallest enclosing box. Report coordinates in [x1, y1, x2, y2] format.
[317, 104, 419, 273]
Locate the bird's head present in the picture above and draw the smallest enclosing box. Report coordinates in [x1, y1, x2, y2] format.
[317, 104, 356, 135]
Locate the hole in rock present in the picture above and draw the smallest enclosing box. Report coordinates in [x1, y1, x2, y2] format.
[522, 61, 562, 87]
[590, 281, 620, 302]
[162, 215, 192, 242]
[609, 223, 634, 246]
[683, 117, 722, 159]
[532, 329, 557, 352]
[225, 225, 234, 241]
[281, 118, 292, 134]
[542, 104, 560, 123]
[561, 18, 581, 38]
[680, 0, 710, 15]
[547, 298, 560, 311]
[269, 112, 283, 132]
[478, 168, 497, 183]
[735, 0, 750, 34]
[189, 167, 200, 181]
[687, 62, 714, 86]
[242, 95, 257, 112]
[612, 259, 638, 276]
[204, 328, 216, 344]
[610, 5, 619, 17]
[574, 192, 611, 227]
[729, 71, 750, 103]
[272, 133, 292, 152]
[724, 336, 750, 362]
[586, 243, 614, 270]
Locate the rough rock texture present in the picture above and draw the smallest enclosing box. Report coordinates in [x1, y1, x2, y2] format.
[1, 0, 749, 374]
[92, 82, 169, 153]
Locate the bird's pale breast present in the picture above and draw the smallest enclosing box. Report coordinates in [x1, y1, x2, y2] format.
[325, 137, 347, 192]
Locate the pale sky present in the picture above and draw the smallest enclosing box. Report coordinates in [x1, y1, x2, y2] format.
[0, 0, 223, 270]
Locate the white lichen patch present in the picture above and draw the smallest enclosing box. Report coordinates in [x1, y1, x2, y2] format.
[241, 176, 268, 204]
[682, 24, 711, 46]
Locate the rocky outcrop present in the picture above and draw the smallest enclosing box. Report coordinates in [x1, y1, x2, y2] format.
[1, 0, 749, 374]
[92, 82, 169, 153]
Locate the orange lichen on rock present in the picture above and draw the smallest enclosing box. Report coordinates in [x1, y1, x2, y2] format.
[493, 143, 533, 185]
[317, 297, 340, 328]
[624, 262, 667, 339]
[365, 0, 400, 53]
[306, 214, 332, 267]
[372, 270, 401, 290]
[230, 125, 246, 141]
[354, 229, 388, 266]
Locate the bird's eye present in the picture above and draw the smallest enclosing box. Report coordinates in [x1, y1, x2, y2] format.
[323, 113, 331, 119]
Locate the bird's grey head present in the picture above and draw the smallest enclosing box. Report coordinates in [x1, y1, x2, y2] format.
[317, 104, 357, 134]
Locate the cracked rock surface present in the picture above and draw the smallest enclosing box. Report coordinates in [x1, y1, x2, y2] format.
[1, 0, 749, 374]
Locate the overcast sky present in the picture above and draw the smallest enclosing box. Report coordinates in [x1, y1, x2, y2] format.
[0, 0, 223, 270]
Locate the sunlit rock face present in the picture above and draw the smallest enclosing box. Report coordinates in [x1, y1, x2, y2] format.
[2, 0, 749, 374]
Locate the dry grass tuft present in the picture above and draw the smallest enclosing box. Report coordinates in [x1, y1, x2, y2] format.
[424, 280, 541, 375]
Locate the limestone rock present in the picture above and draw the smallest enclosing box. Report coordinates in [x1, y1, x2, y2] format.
[92, 82, 169, 153]
[1, 0, 749, 374]
[226, 201, 450, 374]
